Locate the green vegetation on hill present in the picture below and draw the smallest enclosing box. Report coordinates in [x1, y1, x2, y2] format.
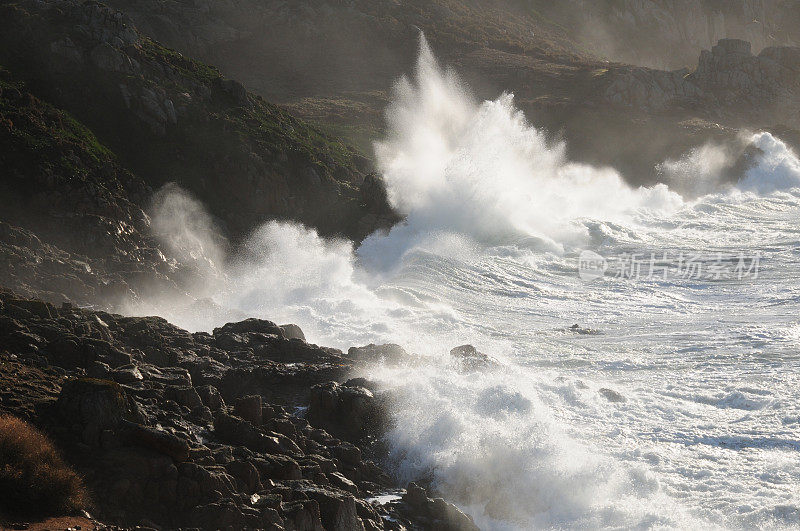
[0, 64, 153, 260]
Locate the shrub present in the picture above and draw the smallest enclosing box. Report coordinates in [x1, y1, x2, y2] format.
[0, 415, 88, 518]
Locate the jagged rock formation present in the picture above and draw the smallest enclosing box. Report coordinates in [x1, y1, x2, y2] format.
[602, 38, 800, 125]
[0, 290, 478, 529]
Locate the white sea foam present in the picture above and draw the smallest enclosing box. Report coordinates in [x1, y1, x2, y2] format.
[738, 132, 800, 194]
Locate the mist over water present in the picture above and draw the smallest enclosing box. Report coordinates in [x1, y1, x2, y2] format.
[128, 37, 800, 530]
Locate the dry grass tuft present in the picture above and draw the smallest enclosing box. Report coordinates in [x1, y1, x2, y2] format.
[0, 414, 88, 518]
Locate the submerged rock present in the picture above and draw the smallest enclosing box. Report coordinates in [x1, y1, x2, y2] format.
[449, 344, 498, 372]
[566, 324, 601, 335]
[599, 388, 626, 403]
[347, 343, 408, 365]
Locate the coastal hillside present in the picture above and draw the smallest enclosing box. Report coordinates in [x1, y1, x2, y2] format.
[1, 2, 800, 529]
[0, 0, 396, 246]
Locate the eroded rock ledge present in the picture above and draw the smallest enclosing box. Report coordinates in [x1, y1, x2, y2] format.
[0, 289, 477, 530]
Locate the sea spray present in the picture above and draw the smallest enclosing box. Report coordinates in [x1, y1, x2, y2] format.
[361, 36, 683, 271]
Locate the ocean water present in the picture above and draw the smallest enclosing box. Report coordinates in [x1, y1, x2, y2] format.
[135, 39, 800, 529]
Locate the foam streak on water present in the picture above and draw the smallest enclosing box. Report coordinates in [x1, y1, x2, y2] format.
[132, 37, 800, 530]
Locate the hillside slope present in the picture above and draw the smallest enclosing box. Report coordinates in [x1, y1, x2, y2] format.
[0, 65, 176, 305]
[0, 0, 397, 244]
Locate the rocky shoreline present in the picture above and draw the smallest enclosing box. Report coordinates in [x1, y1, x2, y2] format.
[0, 289, 479, 530]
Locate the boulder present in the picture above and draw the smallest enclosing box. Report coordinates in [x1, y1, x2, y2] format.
[281, 499, 324, 531]
[213, 318, 283, 337]
[401, 482, 479, 531]
[111, 364, 144, 384]
[226, 460, 261, 494]
[166, 386, 204, 409]
[449, 344, 497, 372]
[234, 394, 263, 425]
[127, 423, 190, 462]
[300, 485, 365, 531]
[252, 455, 302, 481]
[214, 411, 302, 455]
[347, 343, 407, 365]
[57, 377, 143, 445]
[280, 323, 306, 342]
[196, 384, 226, 411]
[307, 382, 385, 442]
[599, 388, 626, 402]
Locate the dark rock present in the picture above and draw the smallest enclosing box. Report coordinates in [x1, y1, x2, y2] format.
[57, 377, 143, 445]
[111, 364, 144, 384]
[234, 394, 263, 425]
[214, 318, 284, 337]
[58, 377, 141, 429]
[567, 324, 601, 335]
[401, 482, 479, 531]
[6, 298, 54, 319]
[330, 443, 362, 468]
[196, 384, 225, 411]
[449, 344, 497, 372]
[214, 411, 302, 455]
[166, 385, 203, 409]
[87, 360, 111, 378]
[226, 460, 261, 494]
[280, 323, 306, 342]
[347, 343, 408, 365]
[307, 382, 385, 442]
[403, 482, 428, 510]
[127, 423, 191, 462]
[328, 472, 358, 494]
[599, 388, 626, 403]
[300, 485, 365, 531]
[281, 499, 324, 531]
[0, 293, 473, 528]
[253, 455, 302, 481]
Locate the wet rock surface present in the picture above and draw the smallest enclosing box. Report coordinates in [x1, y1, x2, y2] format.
[0, 290, 477, 530]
